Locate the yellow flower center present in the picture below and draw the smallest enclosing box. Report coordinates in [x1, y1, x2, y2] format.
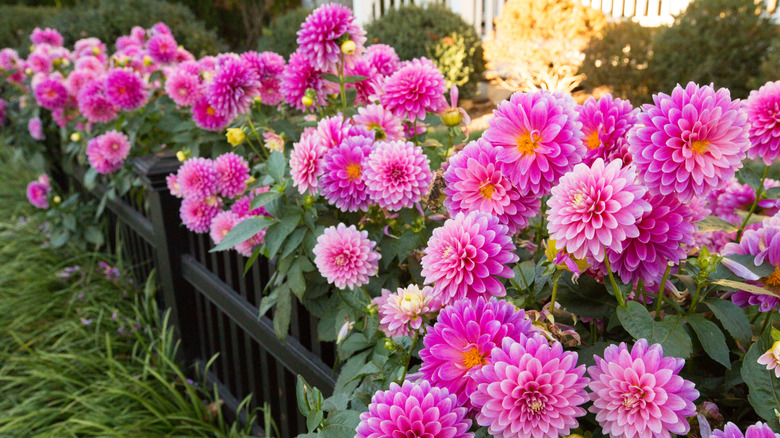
[179, 88, 187, 96]
[334, 254, 348, 267]
[480, 182, 495, 199]
[529, 399, 543, 412]
[516, 132, 540, 155]
[462, 347, 487, 369]
[346, 163, 362, 181]
[766, 267, 780, 289]
[691, 140, 709, 154]
[112, 142, 119, 150]
[221, 229, 228, 237]
[585, 130, 601, 150]
[572, 191, 586, 207]
[367, 123, 386, 140]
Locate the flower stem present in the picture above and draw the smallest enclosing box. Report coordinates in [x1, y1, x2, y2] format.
[761, 311, 773, 335]
[549, 271, 561, 310]
[602, 255, 625, 307]
[338, 55, 347, 110]
[361, 285, 372, 305]
[656, 262, 673, 320]
[244, 115, 267, 159]
[688, 283, 703, 315]
[737, 164, 770, 241]
[399, 330, 419, 384]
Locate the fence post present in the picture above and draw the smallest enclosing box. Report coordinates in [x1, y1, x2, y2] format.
[135, 152, 201, 361]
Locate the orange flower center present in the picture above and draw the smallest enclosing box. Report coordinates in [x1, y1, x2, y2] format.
[516, 132, 540, 155]
[346, 163, 362, 181]
[691, 140, 709, 154]
[462, 347, 487, 369]
[766, 267, 780, 289]
[585, 130, 601, 150]
[118, 87, 126, 94]
[206, 106, 216, 116]
[480, 182, 495, 199]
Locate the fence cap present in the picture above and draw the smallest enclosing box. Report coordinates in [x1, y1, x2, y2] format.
[134, 152, 182, 189]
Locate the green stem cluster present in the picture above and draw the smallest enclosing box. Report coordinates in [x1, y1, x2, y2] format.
[737, 165, 770, 241]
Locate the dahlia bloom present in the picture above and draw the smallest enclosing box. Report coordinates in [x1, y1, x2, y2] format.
[214, 152, 249, 199]
[628, 82, 750, 202]
[146, 33, 178, 64]
[31, 27, 63, 47]
[167, 174, 183, 198]
[363, 140, 432, 211]
[66, 69, 98, 98]
[419, 297, 533, 408]
[483, 89, 585, 196]
[381, 57, 447, 121]
[207, 57, 260, 118]
[296, 3, 366, 72]
[313, 113, 351, 150]
[578, 94, 637, 166]
[73, 37, 107, 63]
[365, 43, 400, 77]
[86, 131, 131, 175]
[180, 197, 221, 234]
[319, 135, 373, 212]
[757, 340, 780, 378]
[713, 422, 780, 438]
[345, 57, 379, 105]
[290, 130, 326, 195]
[374, 284, 440, 338]
[27, 179, 51, 209]
[234, 222, 266, 257]
[312, 223, 380, 290]
[471, 335, 589, 438]
[241, 51, 285, 106]
[27, 51, 52, 75]
[722, 217, 780, 311]
[745, 80, 780, 165]
[191, 96, 230, 131]
[231, 186, 271, 218]
[353, 103, 404, 141]
[78, 78, 118, 123]
[547, 158, 650, 262]
[280, 51, 333, 111]
[356, 380, 472, 438]
[444, 139, 541, 234]
[165, 68, 202, 107]
[588, 339, 699, 438]
[177, 158, 218, 201]
[421, 211, 518, 304]
[28, 117, 44, 140]
[104, 68, 147, 111]
[210, 211, 239, 245]
[34, 77, 68, 110]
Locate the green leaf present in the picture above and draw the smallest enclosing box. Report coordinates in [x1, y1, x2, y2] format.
[334, 351, 369, 394]
[211, 216, 275, 252]
[764, 186, 780, 200]
[711, 279, 778, 298]
[322, 394, 349, 412]
[266, 151, 286, 183]
[319, 424, 356, 438]
[703, 298, 752, 348]
[280, 227, 307, 260]
[249, 189, 282, 210]
[326, 410, 361, 428]
[617, 301, 656, 340]
[740, 167, 762, 191]
[687, 314, 731, 368]
[320, 73, 340, 83]
[83, 167, 98, 190]
[273, 284, 292, 339]
[296, 375, 311, 416]
[557, 272, 615, 318]
[307, 409, 323, 433]
[288, 258, 306, 299]
[742, 328, 780, 429]
[264, 215, 301, 259]
[697, 216, 739, 233]
[617, 302, 692, 358]
[342, 75, 369, 83]
[396, 231, 420, 261]
[84, 226, 104, 246]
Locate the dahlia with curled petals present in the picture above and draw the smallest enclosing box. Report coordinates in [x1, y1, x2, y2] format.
[290, 130, 325, 195]
[722, 218, 780, 312]
[578, 94, 637, 166]
[421, 211, 518, 304]
[206, 57, 260, 118]
[588, 339, 698, 438]
[745, 80, 780, 165]
[86, 131, 131, 175]
[280, 51, 333, 111]
[210, 211, 239, 245]
[356, 380, 472, 438]
[312, 223, 380, 290]
[31, 27, 63, 47]
[167, 174, 183, 198]
[104, 68, 147, 111]
[319, 135, 373, 212]
[373, 284, 440, 338]
[78, 79, 118, 123]
[146, 33, 177, 64]
[191, 96, 230, 131]
[214, 152, 249, 199]
[483, 89, 585, 196]
[353, 103, 404, 141]
[419, 297, 533, 408]
[444, 139, 540, 234]
[345, 57, 380, 105]
[180, 197, 221, 234]
[365, 43, 400, 77]
[296, 3, 366, 72]
[547, 158, 650, 262]
[177, 158, 218, 201]
[313, 113, 351, 150]
[363, 140, 432, 211]
[628, 82, 750, 202]
[27, 178, 51, 209]
[470, 335, 589, 438]
[713, 422, 780, 438]
[381, 57, 447, 121]
[241, 51, 285, 106]
[28, 118, 44, 141]
[34, 77, 68, 110]
[165, 68, 202, 107]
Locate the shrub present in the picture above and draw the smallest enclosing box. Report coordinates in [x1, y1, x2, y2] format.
[751, 35, 780, 90]
[365, 4, 484, 96]
[649, 0, 775, 99]
[0, 5, 59, 55]
[581, 21, 658, 105]
[483, 0, 607, 93]
[256, 7, 311, 58]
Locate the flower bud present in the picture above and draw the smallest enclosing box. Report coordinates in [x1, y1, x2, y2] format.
[143, 55, 153, 67]
[53, 195, 62, 204]
[301, 95, 314, 107]
[176, 150, 187, 162]
[441, 108, 462, 127]
[253, 96, 262, 105]
[92, 46, 101, 55]
[340, 40, 356, 55]
[70, 132, 81, 142]
[226, 128, 245, 147]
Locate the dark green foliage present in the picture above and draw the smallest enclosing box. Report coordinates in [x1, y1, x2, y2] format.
[257, 7, 311, 58]
[0, 5, 59, 54]
[751, 35, 780, 90]
[581, 21, 658, 105]
[365, 4, 484, 96]
[649, 0, 776, 98]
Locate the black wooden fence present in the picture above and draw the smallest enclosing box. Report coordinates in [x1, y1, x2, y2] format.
[65, 152, 337, 437]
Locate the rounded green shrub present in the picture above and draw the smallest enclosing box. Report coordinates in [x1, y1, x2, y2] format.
[257, 8, 311, 59]
[365, 4, 484, 96]
[751, 35, 780, 90]
[0, 5, 59, 55]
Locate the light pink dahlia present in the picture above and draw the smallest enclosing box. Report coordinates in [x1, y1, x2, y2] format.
[363, 140, 432, 211]
[313, 113, 352, 150]
[380, 57, 447, 121]
[214, 152, 249, 199]
[290, 129, 326, 195]
[356, 380, 472, 438]
[34, 77, 68, 110]
[421, 211, 518, 304]
[86, 131, 131, 175]
[353, 103, 404, 141]
[165, 68, 202, 107]
[206, 57, 260, 118]
[210, 211, 239, 245]
[319, 135, 373, 212]
[757, 341, 780, 378]
[180, 197, 221, 234]
[31, 27, 63, 47]
[373, 284, 440, 338]
[66, 69, 99, 98]
[588, 339, 699, 438]
[28, 117, 44, 140]
[365, 44, 400, 77]
[628, 82, 750, 202]
[167, 174, 183, 198]
[312, 223, 380, 290]
[483, 89, 585, 196]
[713, 422, 780, 438]
[191, 96, 230, 131]
[296, 3, 366, 72]
[177, 157, 218, 201]
[722, 217, 780, 312]
[419, 297, 533, 408]
[104, 68, 147, 111]
[78, 78, 118, 123]
[470, 335, 589, 438]
[547, 158, 650, 262]
[745, 80, 780, 165]
[443, 138, 541, 235]
[578, 94, 637, 166]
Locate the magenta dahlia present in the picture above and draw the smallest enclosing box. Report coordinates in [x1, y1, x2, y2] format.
[381, 57, 447, 121]
[345, 57, 379, 105]
[30, 27, 63, 47]
[714, 422, 780, 438]
[722, 217, 780, 312]
[191, 96, 230, 131]
[296, 3, 366, 72]
[365, 43, 400, 77]
[443, 138, 540, 234]
[180, 197, 221, 234]
[290, 129, 326, 195]
[78, 78, 118, 123]
[27, 51, 52, 75]
[86, 131, 131, 175]
[241, 51, 285, 106]
[483, 89, 585, 196]
[214, 152, 250, 199]
[312, 223, 380, 290]
[547, 158, 650, 262]
[28, 117, 44, 141]
[319, 135, 373, 212]
[146, 33, 177, 64]
[231, 186, 271, 218]
[104, 68, 147, 111]
[353, 103, 404, 141]
[356, 380, 472, 438]
[363, 140, 432, 211]
[313, 113, 351, 150]
[177, 158, 218, 201]
[206, 57, 260, 118]
[421, 211, 518, 304]
[165, 68, 202, 107]
[34, 77, 68, 110]
[470, 335, 589, 438]
[27, 179, 51, 209]
[419, 297, 533, 408]
[374, 284, 440, 338]
[745, 80, 780, 165]
[578, 94, 637, 166]
[628, 82, 750, 202]
[280, 51, 333, 111]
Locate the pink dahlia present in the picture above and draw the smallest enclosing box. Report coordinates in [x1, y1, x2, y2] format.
[547, 158, 650, 262]
[86, 131, 131, 175]
[34, 77, 68, 110]
[167, 174, 183, 198]
[231, 186, 271, 218]
[207, 57, 260, 118]
[27, 51, 52, 75]
[290, 130, 325, 195]
[30, 27, 63, 47]
[471, 335, 589, 438]
[444, 139, 540, 234]
[210, 211, 239, 245]
[374, 284, 440, 338]
[345, 57, 379, 105]
[177, 158, 218, 201]
[296, 3, 366, 72]
[73, 38, 107, 64]
[356, 380, 472, 438]
[312, 223, 380, 290]
[588, 339, 699, 438]
[313, 113, 351, 150]
[165, 68, 202, 106]
[74, 56, 105, 74]
[191, 96, 230, 131]
[214, 152, 250, 199]
[722, 217, 780, 311]
[381, 57, 447, 121]
[363, 140, 432, 211]
[353, 103, 404, 141]
[483, 89, 585, 196]
[419, 297, 533, 408]
[421, 211, 518, 304]
[78, 78, 118, 123]
[365, 44, 400, 77]
[713, 422, 780, 438]
[578, 94, 637, 166]
[628, 82, 750, 202]
[234, 220, 266, 257]
[280, 51, 333, 111]
[745, 80, 780, 165]
[146, 33, 178, 64]
[241, 51, 285, 106]
[27, 179, 51, 209]
[104, 68, 147, 111]
[28, 117, 44, 140]
[180, 197, 221, 234]
[319, 135, 373, 212]
[66, 69, 98, 98]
